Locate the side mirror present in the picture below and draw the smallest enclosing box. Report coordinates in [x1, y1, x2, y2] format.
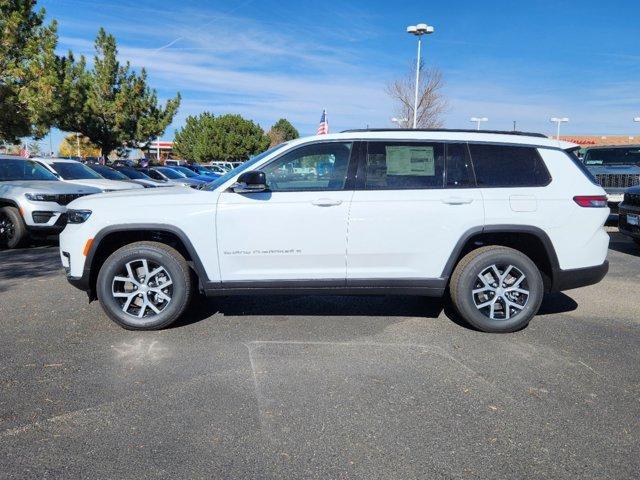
[232, 171, 268, 193]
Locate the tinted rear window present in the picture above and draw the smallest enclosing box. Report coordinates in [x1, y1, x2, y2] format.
[468, 144, 551, 187]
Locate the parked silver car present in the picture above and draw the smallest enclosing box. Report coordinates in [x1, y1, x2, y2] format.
[0, 156, 100, 248]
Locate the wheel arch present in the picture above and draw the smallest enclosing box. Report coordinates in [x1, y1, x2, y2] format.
[0, 198, 20, 209]
[83, 224, 209, 299]
[442, 225, 560, 292]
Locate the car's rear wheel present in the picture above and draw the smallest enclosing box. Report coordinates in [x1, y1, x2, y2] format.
[96, 241, 193, 330]
[450, 246, 544, 333]
[633, 238, 640, 249]
[0, 206, 27, 249]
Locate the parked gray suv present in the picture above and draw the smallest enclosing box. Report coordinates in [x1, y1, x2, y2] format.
[0, 156, 100, 248]
[583, 145, 640, 208]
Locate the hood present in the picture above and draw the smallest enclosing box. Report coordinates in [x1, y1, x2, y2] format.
[0, 180, 101, 195]
[64, 178, 144, 190]
[67, 184, 206, 209]
[180, 178, 207, 186]
[130, 179, 172, 188]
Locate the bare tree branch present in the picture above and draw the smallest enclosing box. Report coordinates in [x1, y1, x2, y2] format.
[385, 63, 448, 128]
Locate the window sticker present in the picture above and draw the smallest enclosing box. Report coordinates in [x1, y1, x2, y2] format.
[385, 146, 435, 176]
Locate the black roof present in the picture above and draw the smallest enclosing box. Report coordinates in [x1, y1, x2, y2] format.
[340, 128, 548, 138]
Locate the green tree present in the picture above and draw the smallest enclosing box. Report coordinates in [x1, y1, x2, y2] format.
[58, 133, 100, 158]
[0, 0, 61, 143]
[267, 118, 299, 147]
[57, 28, 181, 155]
[174, 113, 269, 162]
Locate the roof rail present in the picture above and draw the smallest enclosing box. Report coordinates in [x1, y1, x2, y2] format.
[340, 128, 548, 138]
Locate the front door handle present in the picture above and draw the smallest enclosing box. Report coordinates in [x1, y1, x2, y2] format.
[311, 198, 343, 207]
[442, 197, 473, 205]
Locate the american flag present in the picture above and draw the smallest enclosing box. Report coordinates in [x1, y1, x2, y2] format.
[19, 145, 30, 158]
[317, 109, 329, 135]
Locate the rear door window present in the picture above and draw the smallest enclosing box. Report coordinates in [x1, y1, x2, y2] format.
[364, 141, 445, 189]
[445, 143, 475, 188]
[468, 144, 551, 187]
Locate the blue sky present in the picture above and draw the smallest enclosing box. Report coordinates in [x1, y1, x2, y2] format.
[37, 0, 640, 151]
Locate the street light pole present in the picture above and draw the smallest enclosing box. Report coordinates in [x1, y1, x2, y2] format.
[470, 117, 488, 130]
[406, 23, 434, 129]
[413, 36, 421, 129]
[550, 117, 569, 140]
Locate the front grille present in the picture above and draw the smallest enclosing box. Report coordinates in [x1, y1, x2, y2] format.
[595, 173, 640, 189]
[624, 192, 640, 207]
[56, 193, 89, 206]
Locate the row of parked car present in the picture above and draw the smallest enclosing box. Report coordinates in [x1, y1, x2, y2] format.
[0, 155, 229, 248]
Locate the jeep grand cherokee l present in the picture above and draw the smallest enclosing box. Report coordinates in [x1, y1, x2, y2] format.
[59, 130, 610, 333]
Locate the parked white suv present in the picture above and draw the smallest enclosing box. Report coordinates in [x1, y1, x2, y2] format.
[0, 156, 100, 248]
[59, 130, 610, 332]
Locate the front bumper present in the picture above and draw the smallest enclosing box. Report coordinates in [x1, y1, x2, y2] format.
[20, 199, 68, 230]
[553, 261, 609, 292]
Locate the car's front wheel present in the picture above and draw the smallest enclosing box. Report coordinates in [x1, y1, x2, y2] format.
[96, 241, 193, 330]
[0, 206, 27, 249]
[449, 246, 544, 333]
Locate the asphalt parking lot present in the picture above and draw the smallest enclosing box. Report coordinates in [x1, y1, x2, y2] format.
[1, 229, 638, 479]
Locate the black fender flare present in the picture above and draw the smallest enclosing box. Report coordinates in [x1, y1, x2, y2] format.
[440, 224, 561, 290]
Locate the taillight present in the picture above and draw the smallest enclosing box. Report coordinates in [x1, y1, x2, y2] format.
[573, 195, 608, 208]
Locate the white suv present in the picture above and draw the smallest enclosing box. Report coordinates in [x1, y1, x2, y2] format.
[59, 130, 610, 333]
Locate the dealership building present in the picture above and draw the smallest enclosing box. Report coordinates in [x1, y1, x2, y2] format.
[559, 135, 640, 147]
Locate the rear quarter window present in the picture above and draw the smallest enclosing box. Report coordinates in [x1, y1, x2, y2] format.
[468, 144, 551, 187]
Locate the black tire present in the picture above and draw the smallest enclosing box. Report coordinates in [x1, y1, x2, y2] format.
[96, 241, 193, 330]
[633, 238, 640, 249]
[449, 246, 544, 333]
[0, 206, 28, 249]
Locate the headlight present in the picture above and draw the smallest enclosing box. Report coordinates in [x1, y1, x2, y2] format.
[67, 209, 92, 224]
[25, 193, 57, 202]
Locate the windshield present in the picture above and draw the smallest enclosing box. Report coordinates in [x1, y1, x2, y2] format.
[193, 166, 213, 174]
[583, 147, 640, 166]
[0, 159, 59, 181]
[116, 167, 149, 180]
[156, 167, 184, 179]
[88, 164, 128, 180]
[203, 144, 289, 191]
[169, 166, 198, 178]
[52, 161, 103, 180]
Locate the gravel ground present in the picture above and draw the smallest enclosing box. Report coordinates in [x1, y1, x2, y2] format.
[0, 231, 638, 479]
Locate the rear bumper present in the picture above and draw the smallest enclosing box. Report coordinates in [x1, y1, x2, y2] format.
[553, 261, 609, 292]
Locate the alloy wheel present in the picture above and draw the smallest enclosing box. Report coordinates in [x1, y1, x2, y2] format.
[111, 258, 173, 319]
[0, 213, 15, 243]
[472, 264, 530, 320]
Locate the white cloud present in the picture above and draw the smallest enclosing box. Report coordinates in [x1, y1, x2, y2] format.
[53, 3, 640, 138]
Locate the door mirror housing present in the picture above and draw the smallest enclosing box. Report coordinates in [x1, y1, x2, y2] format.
[232, 170, 268, 193]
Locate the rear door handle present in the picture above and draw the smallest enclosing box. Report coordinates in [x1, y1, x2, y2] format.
[311, 198, 343, 207]
[442, 197, 473, 205]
